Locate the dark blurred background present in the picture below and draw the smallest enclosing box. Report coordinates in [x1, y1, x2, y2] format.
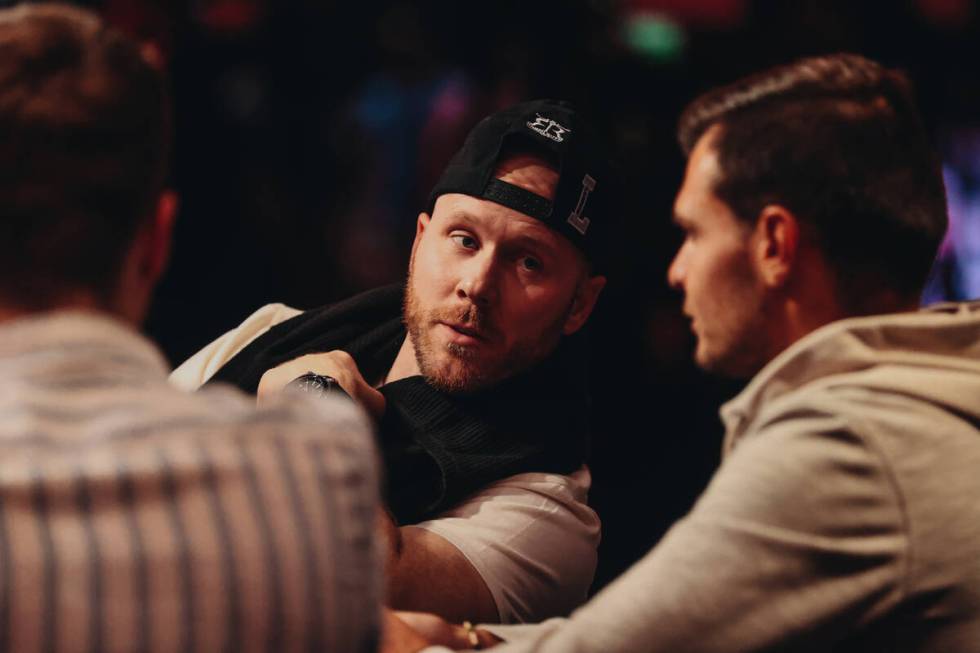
[16, 0, 980, 596]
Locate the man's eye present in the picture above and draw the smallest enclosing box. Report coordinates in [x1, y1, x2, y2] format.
[451, 234, 478, 250]
[520, 256, 542, 272]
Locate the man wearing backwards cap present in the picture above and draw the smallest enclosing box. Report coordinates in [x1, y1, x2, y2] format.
[172, 99, 613, 624]
[388, 53, 980, 653]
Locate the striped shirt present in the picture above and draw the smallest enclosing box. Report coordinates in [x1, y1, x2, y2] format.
[0, 311, 381, 653]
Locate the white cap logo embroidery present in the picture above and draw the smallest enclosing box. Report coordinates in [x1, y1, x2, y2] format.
[567, 174, 596, 236]
[526, 114, 571, 142]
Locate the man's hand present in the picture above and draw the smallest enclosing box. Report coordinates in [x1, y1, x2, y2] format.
[257, 351, 386, 419]
[393, 611, 502, 650]
[379, 609, 432, 653]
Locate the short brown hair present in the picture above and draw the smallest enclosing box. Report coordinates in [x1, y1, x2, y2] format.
[678, 54, 947, 313]
[0, 3, 171, 307]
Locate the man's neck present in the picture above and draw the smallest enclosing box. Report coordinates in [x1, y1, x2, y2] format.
[0, 305, 34, 324]
[383, 336, 421, 386]
[0, 292, 117, 326]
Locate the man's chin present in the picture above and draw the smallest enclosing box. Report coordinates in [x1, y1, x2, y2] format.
[421, 357, 496, 395]
[694, 343, 732, 376]
[693, 344, 713, 371]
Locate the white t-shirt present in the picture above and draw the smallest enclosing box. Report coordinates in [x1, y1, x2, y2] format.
[170, 303, 601, 623]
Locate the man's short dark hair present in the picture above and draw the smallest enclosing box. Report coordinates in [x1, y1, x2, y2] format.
[678, 53, 947, 313]
[0, 3, 171, 308]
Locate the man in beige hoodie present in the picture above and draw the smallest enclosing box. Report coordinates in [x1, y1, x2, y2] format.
[388, 53, 980, 652]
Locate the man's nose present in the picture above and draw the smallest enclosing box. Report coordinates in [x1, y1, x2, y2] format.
[456, 251, 500, 306]
[667, 248, 686, 290]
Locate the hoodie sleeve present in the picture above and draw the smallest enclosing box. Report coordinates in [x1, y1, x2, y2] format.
[473, 405, 908, 653]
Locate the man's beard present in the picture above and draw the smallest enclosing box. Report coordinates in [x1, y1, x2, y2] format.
[402, 277, 569, 395]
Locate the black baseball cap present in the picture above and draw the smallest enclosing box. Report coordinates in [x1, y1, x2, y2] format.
[426, 99, 615, 270]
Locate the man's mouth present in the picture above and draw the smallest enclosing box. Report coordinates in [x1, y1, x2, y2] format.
[442, 322, 487, 341]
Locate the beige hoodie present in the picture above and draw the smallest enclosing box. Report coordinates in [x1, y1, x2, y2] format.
[474, 302, 980, 652]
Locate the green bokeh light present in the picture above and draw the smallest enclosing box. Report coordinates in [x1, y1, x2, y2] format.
[624, 13, 686, 63]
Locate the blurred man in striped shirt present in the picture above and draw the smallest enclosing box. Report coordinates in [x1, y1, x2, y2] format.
[0, 4, 383, 651]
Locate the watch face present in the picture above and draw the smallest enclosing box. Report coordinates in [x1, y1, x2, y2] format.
[296, 376, 329, 397]
[287, 372, 347, 399]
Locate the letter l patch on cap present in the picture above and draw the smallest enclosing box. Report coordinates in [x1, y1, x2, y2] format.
[568, 174, 596, 235]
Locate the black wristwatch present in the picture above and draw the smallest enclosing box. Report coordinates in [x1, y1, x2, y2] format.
[286, 372, 350, 400]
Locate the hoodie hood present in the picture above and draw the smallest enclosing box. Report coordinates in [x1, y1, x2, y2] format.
[720, 301, 980, 455]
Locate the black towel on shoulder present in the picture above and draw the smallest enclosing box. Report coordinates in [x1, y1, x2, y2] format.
[208, 284, 591, 524]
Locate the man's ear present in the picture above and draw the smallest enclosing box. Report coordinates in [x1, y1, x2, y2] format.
[112, 190, 178, 325]
[139, 190, 178, 285]
[411, 212, 431, 260]
[562, 274, 607, 335]
[752, 204, 799, 289]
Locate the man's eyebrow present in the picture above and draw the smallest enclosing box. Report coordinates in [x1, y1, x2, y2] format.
[446, 211, 478, 225]
[511, 233, 558, 256]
